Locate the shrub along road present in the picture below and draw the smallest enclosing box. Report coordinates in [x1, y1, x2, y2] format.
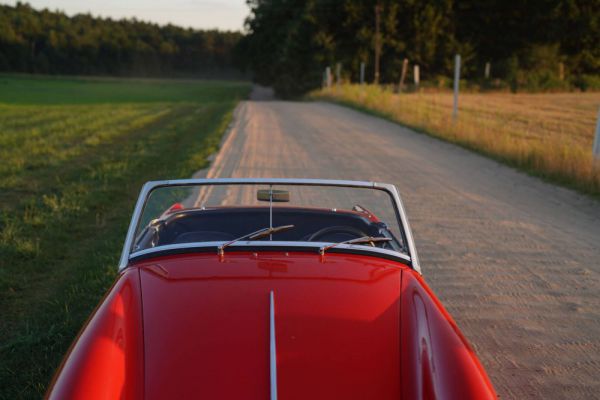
[199, 91, 600, 399]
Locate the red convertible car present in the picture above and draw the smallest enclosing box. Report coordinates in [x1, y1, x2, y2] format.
[46, 178, 496, 399]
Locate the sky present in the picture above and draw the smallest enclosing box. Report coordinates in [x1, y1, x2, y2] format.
[2, 0, 250, 31]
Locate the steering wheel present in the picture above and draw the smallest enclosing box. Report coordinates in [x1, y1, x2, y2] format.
[307, 226, 368, 242]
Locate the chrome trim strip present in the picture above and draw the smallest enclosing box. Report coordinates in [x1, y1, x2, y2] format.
[375, 182, 421, 273]
[128, 241, 412, 264]
[270, 290, 278, 400]
[119, 181, 154, 271]
[119, 178, 421, 274]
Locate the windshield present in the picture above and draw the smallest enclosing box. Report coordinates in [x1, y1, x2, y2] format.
[132, 182, 407, 255]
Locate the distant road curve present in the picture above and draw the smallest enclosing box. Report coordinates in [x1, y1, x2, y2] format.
[196, 87, 600, 399]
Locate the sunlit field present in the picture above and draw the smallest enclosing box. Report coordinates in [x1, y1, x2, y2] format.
[0, 75, 250, 398]
[311, 85, 600, 196]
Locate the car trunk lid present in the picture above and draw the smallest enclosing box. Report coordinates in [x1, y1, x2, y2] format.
[137, 252, 403, 400]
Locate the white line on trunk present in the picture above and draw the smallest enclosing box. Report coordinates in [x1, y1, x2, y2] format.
[270, 290, 278, 400]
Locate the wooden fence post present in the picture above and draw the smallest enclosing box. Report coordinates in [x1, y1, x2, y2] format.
[360, 62, 365, 84]
[593, 106, 600, 169]
[559, 62, 565, 81]
[453, 54, 461, 120]
[413, 65, 420, 89]
[484, 62, 491, 79]
[325, 67, 332, 88]
[399, 58, 408, 92]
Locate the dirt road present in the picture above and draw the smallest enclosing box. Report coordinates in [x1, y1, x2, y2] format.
[198, 90, 600, 399]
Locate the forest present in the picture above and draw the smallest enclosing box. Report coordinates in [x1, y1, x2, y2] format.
[0, 2, 243, 77]
[237, 0, 600, 97]
[1, 1, 598, 96]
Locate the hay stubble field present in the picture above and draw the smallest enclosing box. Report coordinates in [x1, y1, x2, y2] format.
[312, 85, 600, 196]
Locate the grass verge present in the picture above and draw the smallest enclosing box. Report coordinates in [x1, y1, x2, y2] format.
[310, 84, 600, 197]
[0, 76, 250, 399]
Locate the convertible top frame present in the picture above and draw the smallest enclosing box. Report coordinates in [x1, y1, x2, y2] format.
[118, 178, 421, 274]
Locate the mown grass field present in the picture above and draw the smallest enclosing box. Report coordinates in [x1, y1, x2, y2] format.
[0, 75, 250, 399]
[311, 85, 600, 196]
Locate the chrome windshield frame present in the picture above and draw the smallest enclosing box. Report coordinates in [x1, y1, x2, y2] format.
[118, 178, 421, 274]
[128, 241, 413, 265]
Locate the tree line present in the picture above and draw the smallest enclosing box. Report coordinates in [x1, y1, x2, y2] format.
[0, 2, 244, 78]
[236, 0, 600, 97]
[1, 1, 598, 94]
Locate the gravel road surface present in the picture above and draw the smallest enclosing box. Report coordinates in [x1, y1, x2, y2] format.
[197, 88, 600, 399]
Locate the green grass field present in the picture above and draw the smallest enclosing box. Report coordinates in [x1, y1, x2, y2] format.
[0, 75, 250, 399]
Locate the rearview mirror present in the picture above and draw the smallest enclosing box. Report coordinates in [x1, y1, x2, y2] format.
[257, 189, 290, 202]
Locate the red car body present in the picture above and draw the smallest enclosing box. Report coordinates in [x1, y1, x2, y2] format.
[46, 179, 496, 399]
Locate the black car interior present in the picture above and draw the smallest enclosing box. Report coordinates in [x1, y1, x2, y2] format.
[134, 207, 401, 252]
